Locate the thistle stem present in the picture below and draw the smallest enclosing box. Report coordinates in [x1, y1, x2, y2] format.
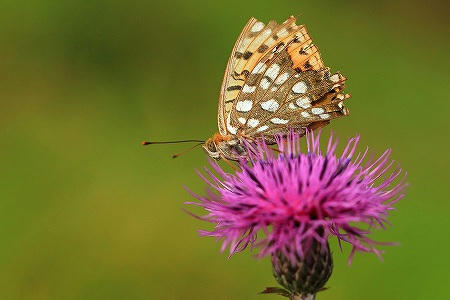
[291, 294, 316, 300]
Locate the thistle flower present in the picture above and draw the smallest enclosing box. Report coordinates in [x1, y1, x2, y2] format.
[187, 131, 407, 298]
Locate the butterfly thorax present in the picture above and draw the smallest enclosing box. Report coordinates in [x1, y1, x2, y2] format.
[202, 133, 247, 161]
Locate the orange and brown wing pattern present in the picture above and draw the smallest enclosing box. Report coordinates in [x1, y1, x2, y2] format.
[219, 16, 350, 140]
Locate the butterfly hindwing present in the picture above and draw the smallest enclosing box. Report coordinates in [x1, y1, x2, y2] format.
[218, 16, 350, 140]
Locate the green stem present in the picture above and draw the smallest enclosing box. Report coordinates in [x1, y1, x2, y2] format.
[291, 294, 316, 300]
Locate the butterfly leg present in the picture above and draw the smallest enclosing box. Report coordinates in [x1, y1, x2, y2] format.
[219, 153, 241, 172]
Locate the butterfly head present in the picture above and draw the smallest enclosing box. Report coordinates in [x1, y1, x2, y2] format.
[202, 138, 220, 159]
[202, 133, 228, 159]
[203, 133, 248, 161]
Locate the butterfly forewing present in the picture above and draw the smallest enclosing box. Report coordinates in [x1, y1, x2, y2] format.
[218, 18, 258, 136]
[219, 17, 298, 134]
[219, 16, 350, 142]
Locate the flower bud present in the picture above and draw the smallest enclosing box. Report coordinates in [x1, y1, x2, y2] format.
[272, 240, 332, 297]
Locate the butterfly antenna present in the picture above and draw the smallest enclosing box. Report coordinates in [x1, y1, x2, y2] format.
[142, 139, 204, 145]
[171, 143, 204, 159]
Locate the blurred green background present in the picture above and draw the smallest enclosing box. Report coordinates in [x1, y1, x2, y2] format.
[0, 0, 448, 299]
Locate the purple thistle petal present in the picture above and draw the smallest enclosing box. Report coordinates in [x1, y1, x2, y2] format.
[186, 130, 408, 264]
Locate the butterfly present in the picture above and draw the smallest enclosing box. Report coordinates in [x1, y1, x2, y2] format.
[144, 16, 350, 161]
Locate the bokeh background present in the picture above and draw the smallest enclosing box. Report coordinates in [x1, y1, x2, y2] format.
[0, 0, 449, 299]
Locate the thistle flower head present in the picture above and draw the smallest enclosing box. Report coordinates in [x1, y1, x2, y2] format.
[187, 131, 407, 264]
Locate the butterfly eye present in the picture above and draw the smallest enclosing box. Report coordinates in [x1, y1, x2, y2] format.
[208, 142, 217, 152]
